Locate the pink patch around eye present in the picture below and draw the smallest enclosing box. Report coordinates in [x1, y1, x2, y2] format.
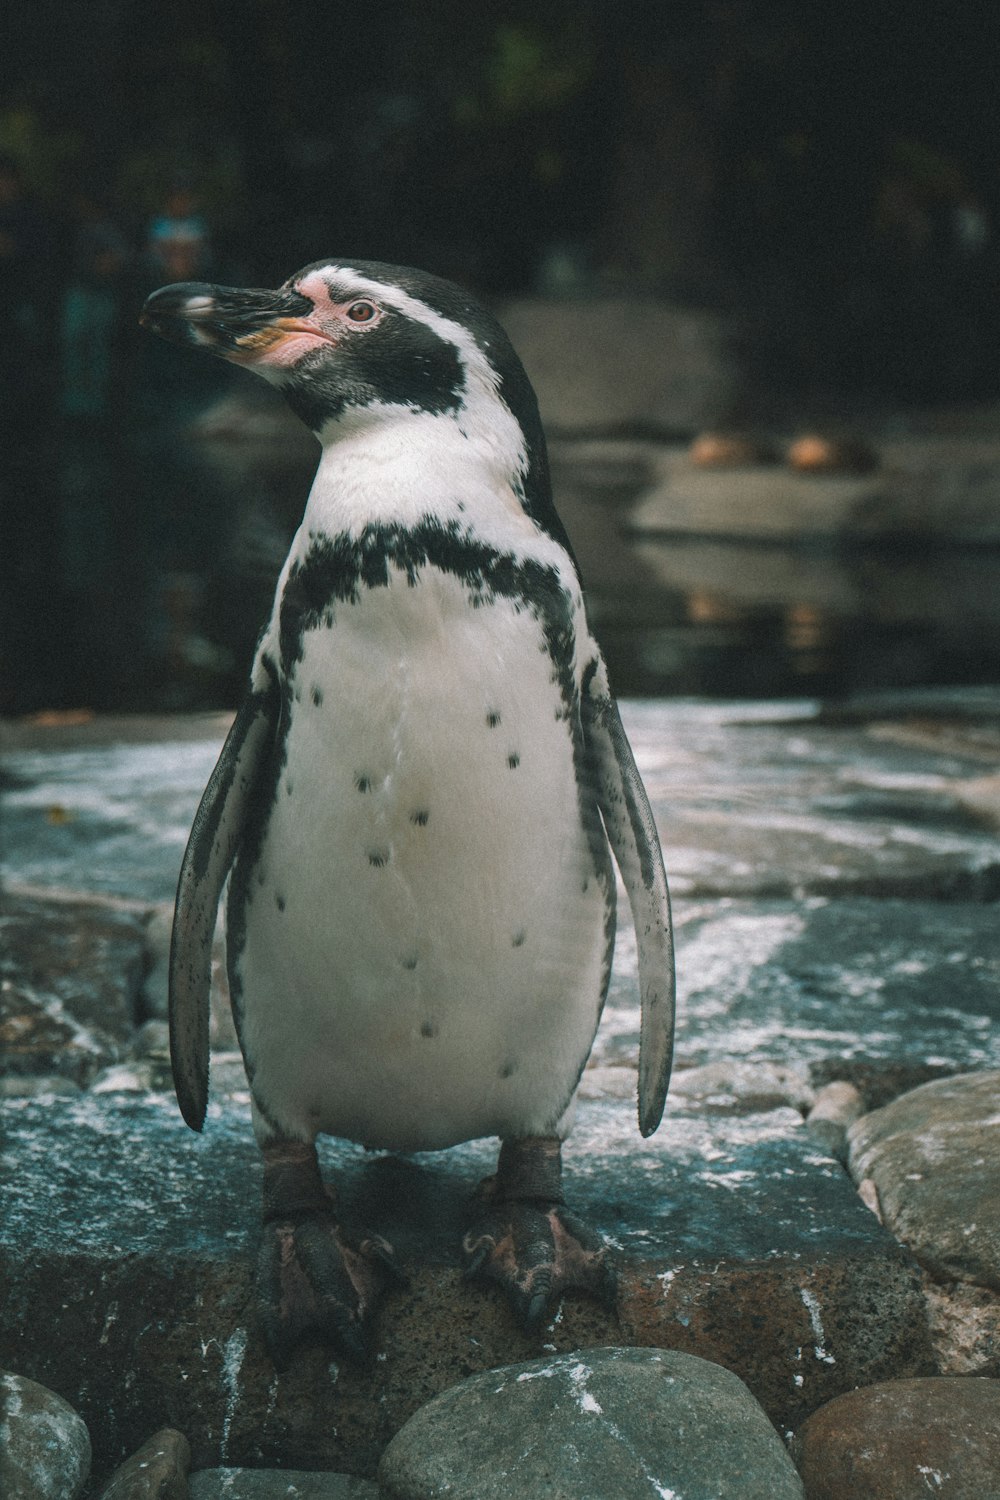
[297, 272, 340, 322]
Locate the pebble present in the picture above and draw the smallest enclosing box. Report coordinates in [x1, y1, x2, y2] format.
[0, 1371, 91, 1500]
[806, 1081, 865, 1163]
[670, 1059, 815, 1113]
[848, 1070, 1000, 1287]
[188, 1471, 377, 1499]
[377, 1346, 805, 1499]
[97, 1428, 190, 1500]
[791, 1376, 1000, 1498]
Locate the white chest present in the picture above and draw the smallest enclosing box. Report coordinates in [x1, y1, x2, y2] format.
[230, 562, 612, 1150]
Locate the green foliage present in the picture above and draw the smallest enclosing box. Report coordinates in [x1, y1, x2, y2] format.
[454, 21, 594, 125]
[0, 109, 85, 198]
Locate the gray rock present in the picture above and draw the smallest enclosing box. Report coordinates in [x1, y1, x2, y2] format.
[631, 458, 880, 540]
[137, 907, 173, 1022]
[599, 897, 1000, 1083]
[0, 1372, 91, 1500]
[91, 1061, 175, 1095]
[670, 1060, 815, 1114]
[189, 1470, 377, 1499]
[622, 697, 1000, 902]
[6, 700, 1000, 906]
[0, 1094, 932, 1481]
[378, 1346, 805, 1500]
[0, 1075, 81, 1099]
[496, 300, 740, 435]
[97, 1428, 190, 1500]
[923, 1279, 1000, 1377]
[806, 1082, 865, 1163]
[129, 1020, 171, 1059]
[790, 1376, 1000, 1499]
[847, 1071, 1000, 1289]
[0, 891, 148, 1086]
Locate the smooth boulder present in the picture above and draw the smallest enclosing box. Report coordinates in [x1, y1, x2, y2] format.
[377, 1345, 804, 1500]
[0, 1372, 91, 1500]
[848, 1071, 1000, 1288]
[791, 1376, 1000, 1498]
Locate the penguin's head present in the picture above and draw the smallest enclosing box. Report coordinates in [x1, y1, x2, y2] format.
[143, 259, 531, 439]
[142, 258, 571, 548]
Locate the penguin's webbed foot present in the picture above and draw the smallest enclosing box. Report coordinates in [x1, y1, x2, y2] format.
[256, 1140, 403, 1368]
[462, 1137, 616, 1328]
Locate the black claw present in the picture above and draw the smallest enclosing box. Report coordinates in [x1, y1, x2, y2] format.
[463, 1194, 616, 1330]
[319, 1308, 371, 1367]
[463, 1241, 493, 1280]
[524, 1290, 549, 1328]
[363, 1235, 409, 1286]
[256, 1210, 397, 1367]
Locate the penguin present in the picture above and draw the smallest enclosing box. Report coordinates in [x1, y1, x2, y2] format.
[142, 260, 675, 1366]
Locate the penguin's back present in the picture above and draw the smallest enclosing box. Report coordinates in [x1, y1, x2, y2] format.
[228, 533, 613, 1151]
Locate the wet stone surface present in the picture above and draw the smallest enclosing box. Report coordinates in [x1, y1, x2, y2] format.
[4, 697, 999, 905]
[600, 894, 1000, 1078]
[0, 1093, 933, 1483]
[0, 891, 148, 1086]
[1, 690, 998, 1489]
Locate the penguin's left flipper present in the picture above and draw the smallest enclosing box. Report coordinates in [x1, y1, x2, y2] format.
[583, 681, 675, 1137]
[169, 680, 279, 1131]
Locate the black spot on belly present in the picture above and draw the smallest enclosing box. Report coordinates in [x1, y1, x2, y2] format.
[368, 848, 390, 868]
[355, 773, 371, 793]
[402, 954, 418, 971]
[512, 929, 526, 948]
[507, 752, 520, 769]
[409, 809, 429, 827]
[286, 778, 293, 796]
[311, 686, 324, 707]
[486, 710, 501, 729]
[420, 1020, 438, 1038]
[275, 893, 286, 912]
[499, 1060, 518, 1079]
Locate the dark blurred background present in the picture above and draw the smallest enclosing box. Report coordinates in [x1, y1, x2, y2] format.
[3, 1, 1000, 712]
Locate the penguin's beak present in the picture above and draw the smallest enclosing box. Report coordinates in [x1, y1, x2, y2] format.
[141, 282, 331, 364]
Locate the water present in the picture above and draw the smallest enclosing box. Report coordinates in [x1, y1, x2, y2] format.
[5, 380, 1000, 712]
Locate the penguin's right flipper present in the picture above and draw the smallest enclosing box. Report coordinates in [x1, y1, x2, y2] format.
[169, 682, 279, 1130]
[582, 678, 675, 1139]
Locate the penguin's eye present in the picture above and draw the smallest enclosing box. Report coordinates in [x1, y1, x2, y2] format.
[345, 300, 379, 324]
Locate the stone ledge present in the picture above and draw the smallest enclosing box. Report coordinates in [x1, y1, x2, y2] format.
[0, 1094, 933, 1489]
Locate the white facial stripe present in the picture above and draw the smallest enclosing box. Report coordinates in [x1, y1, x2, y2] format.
[296, 266, 501, 398]
[296, 264, 529, 488]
